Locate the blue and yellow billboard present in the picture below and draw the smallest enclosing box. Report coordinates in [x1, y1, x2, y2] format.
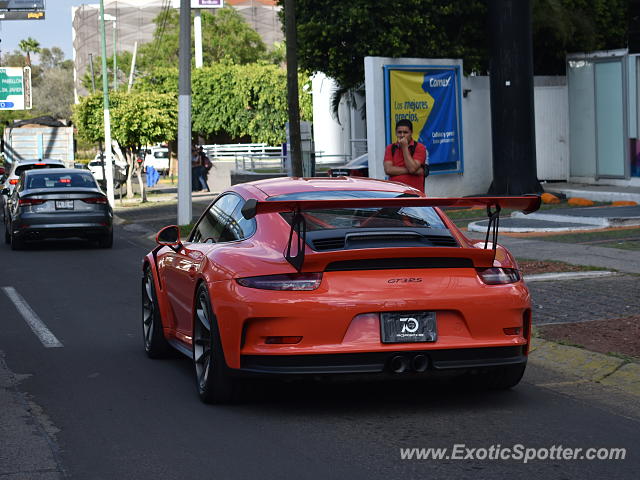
[384, 66, 463, 174]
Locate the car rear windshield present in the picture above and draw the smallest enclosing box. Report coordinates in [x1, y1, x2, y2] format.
[15, 163, 63, 175]
[268, 190, 446, 231]
[26, 172, 97, 189]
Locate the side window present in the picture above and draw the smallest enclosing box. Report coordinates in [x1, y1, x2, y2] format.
[228, 201, 257, 239]
[192, 194, 241, 243]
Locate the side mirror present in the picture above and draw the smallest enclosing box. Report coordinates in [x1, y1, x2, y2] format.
[156, 225, 182, 250]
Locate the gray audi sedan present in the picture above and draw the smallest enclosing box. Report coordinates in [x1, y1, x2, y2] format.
[3, 169, 113, 250]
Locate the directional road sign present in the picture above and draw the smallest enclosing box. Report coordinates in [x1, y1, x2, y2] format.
[0, 67, 32, 110]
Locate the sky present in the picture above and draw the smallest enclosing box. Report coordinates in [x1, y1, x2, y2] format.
[0, 0, 79, 60]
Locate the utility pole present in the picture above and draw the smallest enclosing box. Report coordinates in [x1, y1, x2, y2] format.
[194, 9, 203, 68]
[127, 41, 138, 93]
[113, 19, 117, 90]
[177, 0, 192, 225]
[89, 53, 107, 187]
[487, 0, 542, 195]
[284, 0, 302, 177]
[99, 0, 115, 206]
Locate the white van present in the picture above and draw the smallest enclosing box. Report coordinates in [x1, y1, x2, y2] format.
[143, 146, 170, 175]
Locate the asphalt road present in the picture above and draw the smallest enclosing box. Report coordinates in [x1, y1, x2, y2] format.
[0, 225, 638, 479]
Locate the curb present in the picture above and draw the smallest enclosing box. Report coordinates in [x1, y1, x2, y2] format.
[524, 271, 617, 282]
[528, 338, 640, 397]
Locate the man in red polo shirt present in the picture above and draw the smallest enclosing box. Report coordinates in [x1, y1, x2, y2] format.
[383, 119, 428, 193]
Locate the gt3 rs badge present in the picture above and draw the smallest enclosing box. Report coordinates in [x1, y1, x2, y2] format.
[387, 278, 423, 283]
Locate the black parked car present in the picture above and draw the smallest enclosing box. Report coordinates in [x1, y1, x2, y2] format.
[327, 153, 369, 178]
[2, 169, 113, 250]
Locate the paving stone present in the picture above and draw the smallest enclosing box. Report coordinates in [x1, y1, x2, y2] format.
[528, 274, 640, 325]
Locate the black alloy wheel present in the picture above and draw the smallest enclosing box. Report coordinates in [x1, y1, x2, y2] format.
[192, 284, 236, 404]
[142, 267, 171, 358]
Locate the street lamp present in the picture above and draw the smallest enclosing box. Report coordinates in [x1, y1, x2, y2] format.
[99, 2, 115, 206]
[103, 13, 117, 90]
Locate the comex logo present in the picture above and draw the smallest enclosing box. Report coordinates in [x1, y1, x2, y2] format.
[400, 317, 420, 334]
[429, 77, 452, 88]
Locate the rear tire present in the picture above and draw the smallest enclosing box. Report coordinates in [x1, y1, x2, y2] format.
[4, 222, 9, 244]
[10, 229, 23, 251]
[467, 363, 527, 390]
[98, 231, 113, 249]
[141, 267, 171, 358]
[193, 284, 237, 404]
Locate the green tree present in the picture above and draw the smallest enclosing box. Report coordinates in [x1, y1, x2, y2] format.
[81, 51, 134, 92]
[286, 0, 629, 91]
[73, 91, 178, 199]
[0, 45, 74, 127]
[18, 37, 41, 67]
[137, 6, 267, 71]
[135, 63, 312, 145]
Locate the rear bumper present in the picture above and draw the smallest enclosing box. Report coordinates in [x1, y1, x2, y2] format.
[237, 346, 526, 376]
[13, 222, 112, 240]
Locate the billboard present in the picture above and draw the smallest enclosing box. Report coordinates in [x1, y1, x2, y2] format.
[0, 0, 45, 20]
[0, 1, 45, 8]
[0, 10, 44, 19]
[0, 67, 32, 110]
[171, 0, 224, 8]
[384, 66, 463, 174]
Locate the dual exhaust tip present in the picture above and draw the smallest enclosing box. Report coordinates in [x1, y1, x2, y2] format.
[389, 354, 428, 374]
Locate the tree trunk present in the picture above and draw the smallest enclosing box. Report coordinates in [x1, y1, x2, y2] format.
[135, 163, 147, 203]
[487, 0, 543, 195]
[285, 0, 303, 177]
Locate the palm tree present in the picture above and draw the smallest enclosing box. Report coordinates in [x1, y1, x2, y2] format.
[18, 37, 41, 67]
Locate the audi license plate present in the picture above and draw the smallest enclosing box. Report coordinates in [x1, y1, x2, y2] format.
[55, 200, 74, 210]
[330, 169, 350, 177]
[380, 311, 437, 343]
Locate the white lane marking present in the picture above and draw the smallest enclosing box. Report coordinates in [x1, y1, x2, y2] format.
[2, 286, 63, 348]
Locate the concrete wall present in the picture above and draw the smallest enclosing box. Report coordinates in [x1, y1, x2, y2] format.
[364, 57, 572, 195]
[364, 57, 490, 196]
[311, 73, 367, 163]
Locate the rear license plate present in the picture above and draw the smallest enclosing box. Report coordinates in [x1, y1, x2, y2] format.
[380, 311, 437, 343]
[55, 200, 74, 210]
[330, 170, 350, 177]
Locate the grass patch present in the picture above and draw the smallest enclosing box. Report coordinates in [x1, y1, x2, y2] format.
[516, 258, 609, 275]
[442, 200, 613, 228]
[179, 222, 196, 238]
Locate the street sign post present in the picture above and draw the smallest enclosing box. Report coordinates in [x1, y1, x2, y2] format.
[0, 67, 32, 110]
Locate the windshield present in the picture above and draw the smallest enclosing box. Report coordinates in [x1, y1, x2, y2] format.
[26, 172, 97, 189]
[268, 190, 446, 231]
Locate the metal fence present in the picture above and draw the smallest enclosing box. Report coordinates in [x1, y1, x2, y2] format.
[202, 143, 366, 174]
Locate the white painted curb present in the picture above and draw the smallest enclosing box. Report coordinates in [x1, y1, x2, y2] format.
[523, 271, 617, 282]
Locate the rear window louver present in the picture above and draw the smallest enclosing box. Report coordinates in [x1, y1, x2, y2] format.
[312, 234, 457, 251]
[424, 235, 458, 247]
[313, 237, 346, 250]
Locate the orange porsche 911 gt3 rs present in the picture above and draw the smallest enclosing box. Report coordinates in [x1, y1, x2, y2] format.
[141, 177, 541, 404]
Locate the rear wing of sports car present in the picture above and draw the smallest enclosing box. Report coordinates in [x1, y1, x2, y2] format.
[241, 196, 541, 271]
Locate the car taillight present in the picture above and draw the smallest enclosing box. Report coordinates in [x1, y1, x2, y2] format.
[18, 198, 46, 206]
[477, 267, 520, 285]
[236, 273, 322, 291]
[81, 197, 108, 204]
[350, 169, 365, 177]
[9, 179, 18, 185]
